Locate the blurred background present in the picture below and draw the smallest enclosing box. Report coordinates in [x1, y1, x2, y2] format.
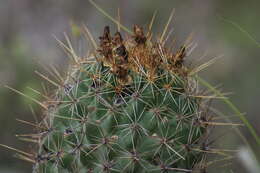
[0, 0, 259, 172]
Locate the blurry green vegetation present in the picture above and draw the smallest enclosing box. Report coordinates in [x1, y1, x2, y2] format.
[0, 39, 42, 172]
[215, 1, 260, 140]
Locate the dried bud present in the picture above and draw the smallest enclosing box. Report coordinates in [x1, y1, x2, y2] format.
[133, 25, 147, 44]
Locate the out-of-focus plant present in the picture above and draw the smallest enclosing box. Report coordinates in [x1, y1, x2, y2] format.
[0, 39, 42, 171]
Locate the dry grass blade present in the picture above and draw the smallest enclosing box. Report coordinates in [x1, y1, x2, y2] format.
[189, 55, 224, 76]
[16, 118, 39, 128]
[82, 24, 98, 49]
[5, 85, 48, 110]
[197, 76, 260, 146]
[89, 0, 133, 34]
[201, 121, 244, 126]
[35, 71, 60, 88]
[147, 10, 158, 38]
[0, 144, 33, 157]
[160, 8, 175, 43]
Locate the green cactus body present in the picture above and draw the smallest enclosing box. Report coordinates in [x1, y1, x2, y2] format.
[34, 25, 211, 173]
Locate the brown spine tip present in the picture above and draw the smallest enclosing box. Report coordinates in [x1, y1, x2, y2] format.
[98, 26, 113, 61]
[172, 46, 186, 68]
[133, 25, 147, 44]
[102, 26, 111, 42]
[113, 32, 123, 45]
[113, 32, 128, 62]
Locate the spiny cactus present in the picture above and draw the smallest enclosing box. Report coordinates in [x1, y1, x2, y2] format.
[28, 23, 216, 173]
[3, 12, 235, 173]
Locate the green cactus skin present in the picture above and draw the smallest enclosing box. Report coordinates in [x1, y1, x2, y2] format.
[31, 25, 215, 173]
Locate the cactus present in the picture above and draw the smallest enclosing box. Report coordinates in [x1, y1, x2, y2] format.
[1, 9, 237, 173]
[27, 22, 217, 173]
